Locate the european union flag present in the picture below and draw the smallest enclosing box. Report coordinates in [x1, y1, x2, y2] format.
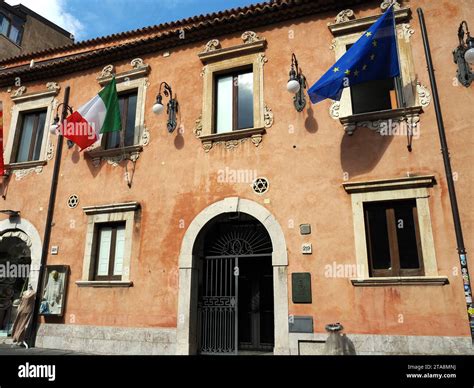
[308, 5, 400, 104]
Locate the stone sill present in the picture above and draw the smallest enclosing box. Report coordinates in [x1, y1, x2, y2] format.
[351, 276, 449, 287]
[85, 145, 143, 159]
[199, 127, 265, 142]
[339, 106, 423, 135]
[5, 160, 47, 171]
[76, 281, 133, 288]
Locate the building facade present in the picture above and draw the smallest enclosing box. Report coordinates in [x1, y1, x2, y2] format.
[0, 0, 473, 355]
[0, 0, 73, 60]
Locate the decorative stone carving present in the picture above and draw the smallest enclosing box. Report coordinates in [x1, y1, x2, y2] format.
[98, 64, 115, 80]
[242, 31, 263, 44]
[335, 9, 355, 24]
[130, 58, 147, 70]
[381, 0, 401, 11]
[46, 143, 54, 161]
[343, 123, 357, 136]
[194, 115, 203, 138]
[203, 39, 221, 53]
[257, 53, 268, 65]
[406, 114, 421, 134]
[416, 82, 431, 108]
[251, 134, 263, 147]
[14, 166, 43, 180]
[200, 67, 207, 78]
[0, 231, 32, 248]
[46, 82, 60, 93]
[329, 101, 341, 119]
[402, 24, 414, 41]
[11, 86, 26, 97]
[141, 127, 150, 146]
[329, 38, 337, 51]
[90, 150, 142, 168]
[264, 105, 274, 128]
[202, 141, 213, 152]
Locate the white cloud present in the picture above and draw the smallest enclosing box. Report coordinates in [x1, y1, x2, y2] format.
[5, 0, 84, 40]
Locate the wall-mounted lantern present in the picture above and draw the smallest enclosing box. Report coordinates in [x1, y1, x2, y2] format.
[50, 103, 75, 149]
[153, 82, 179, 133]
[453, 21, 474, 87]
[287, 53, 307, 112]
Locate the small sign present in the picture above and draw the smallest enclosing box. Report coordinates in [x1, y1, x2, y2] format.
[51, 246, 59, 255]
[300, 224, 311, 235]
[292, 273, 312, 304]
[289, 316, 314, 333]
[301, 243, 312, 255]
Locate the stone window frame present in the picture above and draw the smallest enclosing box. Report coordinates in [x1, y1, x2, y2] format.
[343, 175, 449, 287]
[327, 6, 432, 135]
[85, 58, 151, 167]
[194, 31, 274, 152]
[76, 202, 140, 288]
[4, 83, 60, 175]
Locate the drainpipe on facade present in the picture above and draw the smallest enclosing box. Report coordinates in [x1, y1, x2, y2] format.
[27, 86, 70, 347]
[418, 9, 474, 344]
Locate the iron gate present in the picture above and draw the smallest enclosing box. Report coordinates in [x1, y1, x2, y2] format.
[198, 256, 239, 354]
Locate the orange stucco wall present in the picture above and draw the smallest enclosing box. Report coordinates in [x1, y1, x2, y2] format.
[0, 0, 473, 337]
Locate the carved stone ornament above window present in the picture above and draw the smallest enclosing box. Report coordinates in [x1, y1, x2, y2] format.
[381, 0, 402, 11]
[199, 31, 266, 63]
[334, 9, 355, 24]
[10, 82, 61, 103]
[97, 58, 150, 86]
[328, 6, 410, 37]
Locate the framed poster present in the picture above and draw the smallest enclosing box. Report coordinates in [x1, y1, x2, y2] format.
[39, 265, 69, 317]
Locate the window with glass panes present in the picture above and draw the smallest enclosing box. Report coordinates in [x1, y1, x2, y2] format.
[93, 222, 126, 281]
[104, 91, 138, 150]
[364, 199, 424, 277]
[12, 110, 47, 163]
[0, 13, 23, 45]
[214, 69, 254, 133]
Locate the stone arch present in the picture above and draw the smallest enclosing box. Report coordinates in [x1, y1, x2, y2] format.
[0, 218, 42, 291]
[176, 197, 289, 355]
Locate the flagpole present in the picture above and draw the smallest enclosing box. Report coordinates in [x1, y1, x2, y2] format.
[417, 8, 474, 343]
[391, 3, 406, 109]
[28, 86, 70, 348]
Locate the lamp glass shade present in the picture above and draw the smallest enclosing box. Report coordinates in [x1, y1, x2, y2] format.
[50, 124, 59, 135]
[465, 46, 474, 65]
[287, 79, 301, 94]
[153, 103, 165, 115]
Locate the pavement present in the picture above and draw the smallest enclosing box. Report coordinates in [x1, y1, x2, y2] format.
[0, 344, 89, 355]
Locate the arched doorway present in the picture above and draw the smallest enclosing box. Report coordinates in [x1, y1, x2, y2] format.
[0, 233, 31, 335]
[196, 213, 274, 354]
[176, 197, 290, 355]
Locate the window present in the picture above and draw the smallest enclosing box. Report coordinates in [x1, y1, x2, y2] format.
[196, 32, 271, 151]
[78, 202, 138, 287]
[215, 69, 254, 133]
[346, 44, 398, 114]
[93, 223, 126, 281]
[344, 176, 445, 286]
[364, 199, 423, 277]
[12, 110, 47, 163]
[0, 14, 10, 36]
[104, 91, 138, 150]
[0, 13, 23, 45]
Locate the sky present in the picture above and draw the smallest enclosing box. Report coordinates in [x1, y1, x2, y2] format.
[5, 0, 262, 42]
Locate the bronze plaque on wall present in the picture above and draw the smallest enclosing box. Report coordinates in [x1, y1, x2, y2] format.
[292, 273, 312, 304]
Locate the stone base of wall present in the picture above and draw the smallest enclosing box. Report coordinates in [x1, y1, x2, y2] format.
[36, 324, 176, 355]
[36, 324, 473, 355]
[290, 333, 474, 355]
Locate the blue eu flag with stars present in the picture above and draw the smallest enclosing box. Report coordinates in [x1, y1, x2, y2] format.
[308, 5, 400, 104]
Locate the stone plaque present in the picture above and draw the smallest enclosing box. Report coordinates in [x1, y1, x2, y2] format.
[292, 272, 312, 303]
[289, 316, 314, 333]
[300, 224, 311, 235]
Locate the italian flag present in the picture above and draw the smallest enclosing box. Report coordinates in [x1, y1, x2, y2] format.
[62, 77, 121, 150]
